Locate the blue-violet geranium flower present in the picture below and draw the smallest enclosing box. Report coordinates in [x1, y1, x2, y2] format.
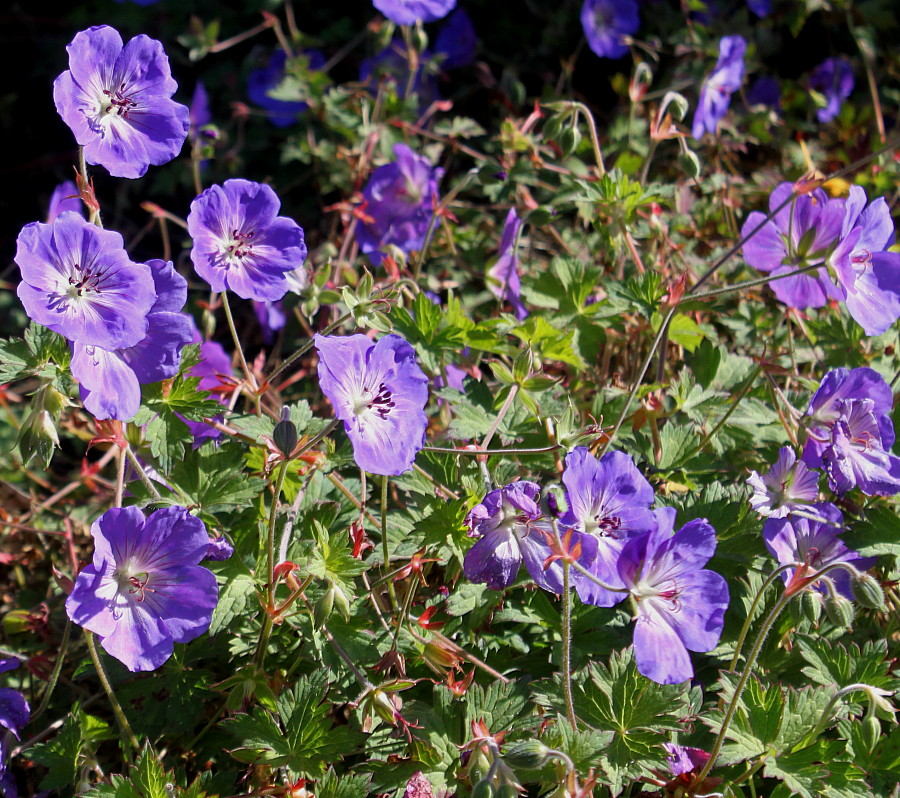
[691, 35, 746, 139]
[66, 506, 219, 672]
[53, 26, 190, 179]
[560, 447, 656, 607]
[617, 507, 729, 684]
[373, 0, 456, 26]
[15, 212, 156, 350]
[70, 259, 192, 421]
[187, 179, 308, 302]
[314, 333, 429, 476]
[580, 0, 639, 60]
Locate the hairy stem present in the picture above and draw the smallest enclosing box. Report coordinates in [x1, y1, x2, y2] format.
[85, 631, 139, 755]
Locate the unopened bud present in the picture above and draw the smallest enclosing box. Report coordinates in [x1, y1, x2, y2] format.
[466, 748, 493, 783]
[852, 573, 885, 611]
[471, 780, 496, 798]
[799, 589, 822, 626]
[314, 588, 335, 628]
[558, 126, 581, 158]
[861, 714, 881, 754]
[823, 592, 855, 629]
[372, 689, 397, 724]
[502, 740, 552, 770]
[496, 784, 520, 798]
[273, 408, 298, 457]
[332, 583, 351, 620]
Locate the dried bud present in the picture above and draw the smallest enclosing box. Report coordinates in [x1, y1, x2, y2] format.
[502, 740, 552, 770]
[852, 573, 886, 611]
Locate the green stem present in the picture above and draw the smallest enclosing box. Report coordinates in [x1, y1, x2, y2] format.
[727, 563, 800, 673]
[114, 446, 126, 509]
[85, 631, 139, 755]
[691, 589, 793, 790]
[380, 475, 397, 607]
[124, 446, 162, 500]
[267, 462, 291, 597]
[561, 560, 577, 731]
[268, 312, 352, 384]
[422, 444, 560, 456]
[220, 291, 256, 400]
[31, 619, 71, 720]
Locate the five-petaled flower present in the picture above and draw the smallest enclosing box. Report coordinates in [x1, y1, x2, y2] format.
[314, 333, 429, 475]
[66, 506, 219, 672]
[53, 25, 190, 179]
[187, 179, 308, 302]
[617, 508, 729, 684]
[580, 0, 639, 60]
[15, 212, 157, 350]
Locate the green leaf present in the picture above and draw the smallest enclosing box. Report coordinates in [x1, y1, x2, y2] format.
[224, 671, 361, 777]
[26, 711, 83, 789]
[0, 337, 34, 381]
[131, 747, 170, 798]
[208, 558, 257, 636]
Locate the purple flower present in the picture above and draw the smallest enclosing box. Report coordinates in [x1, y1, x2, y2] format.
[828, 186, 900, 336]
[373, 0, 456, 26]
[741, 182, 845, 308]
[187, 179, 308, 302]
[822, 399, 900, 496]
[53, 26, 190, 179]
[463, 481, 566, 592]
[691, 35, 746, 139]
[802, 367, 894, 468]
[15, 212, 156, 350]
[763, 505, 874, 599]
[357, 144, 442, 266]
[70, 260, 192, 420]
[434, 9, 477, 70]
[486, 209, 528, 321]
[580, 0, 639, 60]
[810, 57, 854, 123]
[66, 506, 218, 672]
[46, 180, 83, 223]
[248, 50, 326, 128]
[746, 0, 771, 16]
[747, 447, 821, 518]
[617, 508, 729, 684]
[314, 334, 429, 475]
[664, 744, 711, 777]
[0, 676, 29, 798]
[205, 536, 234, 561]
[560, 447, 656, 607]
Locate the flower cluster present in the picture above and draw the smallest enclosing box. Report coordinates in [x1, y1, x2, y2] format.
[743, 183, 900, 335]
[463, 447, 729, 685]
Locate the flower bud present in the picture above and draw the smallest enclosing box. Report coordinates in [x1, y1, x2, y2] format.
[466, 748, 493, 783]
[502, 740, 552, 770]
[861, 714, 881, 754]
[496, 784, 520, 798]
[332, 583, 351, 620]
[852, 573, 886, 611]
[823, 592, 855, 629]
[314, 587, 335, 628]
[471, 780, 496, 798]
[799, 589, 822, 625]
[273, 408, 298, 458]
[558, 126, 581, 158]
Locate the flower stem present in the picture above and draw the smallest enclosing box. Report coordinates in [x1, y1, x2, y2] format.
[691, 588, 793, 790]
[381, 475, 397, 608]
[114, 447, 126, 509]
[561, 560, 577, 731]
[31, 618, 71, 720]
[85, 631, 139, 755]
[267, 461, 291, 597]
[422, 443, 561, 456]
[124, 446, 162, 500]
[726, 563, 800, 673]
[220, 290, 257, 399]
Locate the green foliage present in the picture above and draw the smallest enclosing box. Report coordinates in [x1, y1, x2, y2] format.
[223, 671, 361, 777]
